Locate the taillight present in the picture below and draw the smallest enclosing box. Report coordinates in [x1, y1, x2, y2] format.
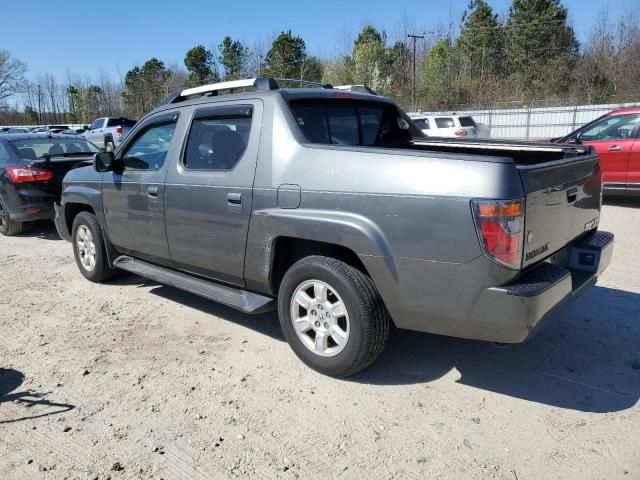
[454, 129, 468, 136]
[471, 199, 524, 269]
[115, 126, 123, 135]
[5, 166, 55, 183]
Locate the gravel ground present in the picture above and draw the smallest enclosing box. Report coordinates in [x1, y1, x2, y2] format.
[1, 199, 639, 480]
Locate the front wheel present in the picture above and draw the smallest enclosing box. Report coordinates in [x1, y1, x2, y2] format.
[72, 211, 117, 282]
[278, 256, 390, 377]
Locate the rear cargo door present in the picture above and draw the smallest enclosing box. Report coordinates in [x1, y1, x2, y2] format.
[518, 153, 602, 268]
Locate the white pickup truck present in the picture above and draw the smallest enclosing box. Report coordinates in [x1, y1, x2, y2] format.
[83, 117, 136, 151]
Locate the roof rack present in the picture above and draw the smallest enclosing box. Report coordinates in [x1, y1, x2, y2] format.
[159, 77, 335, 106]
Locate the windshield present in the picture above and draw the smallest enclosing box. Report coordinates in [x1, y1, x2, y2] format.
[9, 137, 100, 159]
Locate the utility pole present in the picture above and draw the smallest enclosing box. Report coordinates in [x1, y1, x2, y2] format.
[408, 33, 425, 112]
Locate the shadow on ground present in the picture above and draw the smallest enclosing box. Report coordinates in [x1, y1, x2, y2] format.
[604, 196, 640, 208]
[0, 368, 74, 424]
[353, 285, 640, 413]
[150, 284, 285, 341]
[16, 221, 61, 241]
[109, 273, 640, 413]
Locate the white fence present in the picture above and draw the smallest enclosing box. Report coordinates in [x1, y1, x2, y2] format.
[412, 101, 640, 140]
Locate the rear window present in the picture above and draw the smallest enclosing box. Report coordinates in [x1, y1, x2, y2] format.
[9, 137, 100, 159]
[107, 117, 136, 127]
[290, 100, 416, 146]
[458, 116, 476, 127]
[434, 117, 455, 128]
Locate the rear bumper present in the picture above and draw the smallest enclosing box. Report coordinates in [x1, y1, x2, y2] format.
[2, 184, 57, 223]
[8, 203, 54, 222]
[469, 230, 614, 342]
[54, 202, 72, 242]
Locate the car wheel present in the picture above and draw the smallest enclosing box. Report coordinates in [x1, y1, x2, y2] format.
[0, 196, 23, 236]
[72, 211, 116, 282]
[105, 140, 115, 152]
[278, 255, 390, 377]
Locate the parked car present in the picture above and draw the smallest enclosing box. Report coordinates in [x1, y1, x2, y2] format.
[0, 133, 100, 235]
[55, 78, 613, 377]
[409, 114, 480, 138]
[552, 107, 640, 195]
[7, 127, 30, 134]
[84, 117, 136, 152]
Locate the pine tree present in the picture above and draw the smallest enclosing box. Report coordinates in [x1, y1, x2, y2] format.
[218, 37, 249, 81]
[262, 31, 320, 80]
[504, 0, 579, 99]
[184, 46, 218, 87]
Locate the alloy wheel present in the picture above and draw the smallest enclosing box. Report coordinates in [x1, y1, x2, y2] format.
[290, 279, 350, 357]
[76, 225, 96, 272]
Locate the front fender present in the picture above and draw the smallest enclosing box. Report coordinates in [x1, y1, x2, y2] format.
[243, 208, 398, 294]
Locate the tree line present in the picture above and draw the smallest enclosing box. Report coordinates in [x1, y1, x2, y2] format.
[1, 0, 639, 125]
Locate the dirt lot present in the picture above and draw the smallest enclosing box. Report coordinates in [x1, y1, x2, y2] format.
[1, 199, 639, 480]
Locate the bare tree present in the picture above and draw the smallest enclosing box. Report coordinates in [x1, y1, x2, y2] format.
[0, 50, 27, 106]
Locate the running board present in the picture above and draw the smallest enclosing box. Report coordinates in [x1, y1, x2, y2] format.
[113, 256, 275, 314]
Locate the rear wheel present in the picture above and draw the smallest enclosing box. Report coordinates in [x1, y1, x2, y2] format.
[0, 196, 23, 236]
[72, 211, 116, 282]
[277, 256, 390, 377]
[105, 139, 115, 152]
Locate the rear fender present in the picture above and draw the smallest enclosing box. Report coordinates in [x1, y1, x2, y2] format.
[244, 208, 398, 294]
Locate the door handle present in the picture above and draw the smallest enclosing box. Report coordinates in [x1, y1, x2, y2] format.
[147, 186, 159, 198]
[608, 145, 624, 152]
[227, 192, 242, 204]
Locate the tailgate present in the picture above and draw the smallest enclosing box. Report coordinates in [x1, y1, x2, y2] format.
[519, 153, 602, 268]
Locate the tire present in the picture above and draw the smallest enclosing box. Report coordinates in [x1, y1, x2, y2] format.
[277, 255, 390, 377]
[72, 211, 117, 282]
[104, 139, 115, 152]
[0, 196, 23, 236]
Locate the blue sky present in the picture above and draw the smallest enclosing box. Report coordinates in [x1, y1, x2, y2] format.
[1, 0, 635, 82]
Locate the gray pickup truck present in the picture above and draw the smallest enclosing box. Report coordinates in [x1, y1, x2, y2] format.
[54, 77, 614, 377]
[83, 117, 136, 152]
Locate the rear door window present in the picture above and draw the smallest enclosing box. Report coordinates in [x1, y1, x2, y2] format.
[435, 117, 455, 129]
[183, 106, 252, 170]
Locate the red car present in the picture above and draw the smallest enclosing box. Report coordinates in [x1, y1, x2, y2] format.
[554, 107, 640, 195]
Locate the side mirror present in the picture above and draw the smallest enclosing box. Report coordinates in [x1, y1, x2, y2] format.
[573, 132, 583, 144]
[94, 152, 123, 173]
